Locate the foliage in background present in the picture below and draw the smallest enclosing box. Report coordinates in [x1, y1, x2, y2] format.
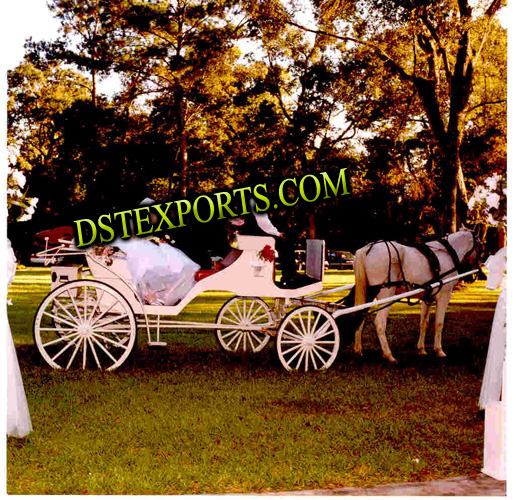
[7, 0, 507, 253]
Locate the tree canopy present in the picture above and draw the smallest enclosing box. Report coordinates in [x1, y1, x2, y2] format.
[7, 0, 507, 251]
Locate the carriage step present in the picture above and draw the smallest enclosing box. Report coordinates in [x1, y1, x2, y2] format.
[148, 342, 168, 348]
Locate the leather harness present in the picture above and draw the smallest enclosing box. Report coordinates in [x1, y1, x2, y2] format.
[366, 237, 466, 305]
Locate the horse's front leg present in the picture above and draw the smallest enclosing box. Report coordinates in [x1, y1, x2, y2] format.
[417, 301, 431, 355]
[433, 288, 452, 358]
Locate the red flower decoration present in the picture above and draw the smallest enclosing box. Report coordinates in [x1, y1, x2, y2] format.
[258, 245, 276, 263]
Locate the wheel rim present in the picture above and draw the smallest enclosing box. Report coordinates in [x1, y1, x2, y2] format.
[216, 297, 273, 353]
[34, 280, 136, 371]
[277, 306, 340, 371]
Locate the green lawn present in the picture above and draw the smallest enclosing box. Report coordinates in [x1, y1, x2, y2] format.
[7, 268, 499, 494]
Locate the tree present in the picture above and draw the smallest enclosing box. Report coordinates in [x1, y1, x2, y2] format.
[115, 0, 246, 196]
[283, 0, 506, 233]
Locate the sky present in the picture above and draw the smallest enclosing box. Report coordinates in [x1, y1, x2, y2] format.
[4, 0, 62, 72]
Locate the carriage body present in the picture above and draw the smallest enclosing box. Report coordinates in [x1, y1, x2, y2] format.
[33, 234, 344, 372]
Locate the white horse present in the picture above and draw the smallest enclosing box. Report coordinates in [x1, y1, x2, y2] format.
[353, 228, 479, 363]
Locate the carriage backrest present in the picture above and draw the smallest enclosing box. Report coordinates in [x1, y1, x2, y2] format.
[305, 239, 325, 282]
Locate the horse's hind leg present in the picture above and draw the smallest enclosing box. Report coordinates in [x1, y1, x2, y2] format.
[434, 289, 452, 357]
[417, 301, 431, 355]
[374, 287, 397, 363]
[354, 319, 365, 355]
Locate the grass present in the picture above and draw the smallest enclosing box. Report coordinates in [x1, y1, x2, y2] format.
[7, 268, 499, 494]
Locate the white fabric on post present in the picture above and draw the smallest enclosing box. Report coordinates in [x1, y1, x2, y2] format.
[7, 240, 33, 438]
[479, 246, 506, 481]
[479, 247, 507, 408]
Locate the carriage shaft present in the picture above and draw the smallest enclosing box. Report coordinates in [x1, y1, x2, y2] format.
[331, 269, 479, 319]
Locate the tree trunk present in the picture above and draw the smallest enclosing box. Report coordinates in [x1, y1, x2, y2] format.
[91, 69, 97, 107]
[175, 94, 188, 197]
[180, 129, 188, 197]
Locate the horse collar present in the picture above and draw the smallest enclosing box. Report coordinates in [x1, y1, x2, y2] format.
[439, 238, 460, 272]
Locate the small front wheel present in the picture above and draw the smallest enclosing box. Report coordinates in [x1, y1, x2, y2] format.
[276, 305, 340, 371]
[34, 280, 137, 371]
[215, 297, 274, 353]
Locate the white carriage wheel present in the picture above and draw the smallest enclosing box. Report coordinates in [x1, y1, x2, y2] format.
[34, 280, 137, 371]
[276, 305, 340, 371]
[216, 297, 274, 353]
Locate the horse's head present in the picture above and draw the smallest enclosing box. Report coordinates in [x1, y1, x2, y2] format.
[457, 226, 483, 271]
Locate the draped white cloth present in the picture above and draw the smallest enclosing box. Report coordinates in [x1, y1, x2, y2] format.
[479, 247, 507, 409]
[114, 238, 200, 306]
[7, 240, 33, 438]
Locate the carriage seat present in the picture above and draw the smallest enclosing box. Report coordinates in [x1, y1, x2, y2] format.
[194, 248, 242, 282]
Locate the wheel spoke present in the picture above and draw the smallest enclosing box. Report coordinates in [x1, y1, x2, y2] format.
[309, 348, 318, 370]
[225, 306, 242, 324]
[245, 299, 255, 322]
[220, 329, 240, 340]
[42, 311, 78, 329]
[92, 332, 128, 349]
[42, 332, 79, 348]
[40, 327, 77, 333]
[66, 337, 84, 370]
[247, 302, 263, 322]
[66, 288, 83, 321]
[53, 297, 80, 325]
[235, 300, 244, 321]
[93, 313, 130, 330]
[249, 330, 264, 345]
[249, 312, 270, 324]
[87, 289, 105, 323]
[83, 285, 88, 322]
[88, 337, 102, 369]
[281, 329, 304, 342]
[288, 318, 306, 337]
[311, 346, 327, 366]
[51, 337, 78, 362]
[310, 311, 321, 336]
[294, 349, 306, 370]
[233, 331, 243, 351]
[311, 322, 331, 340]
[247, 333, 256, 351]
[90, 298, 120, 327]
[82, 338, 87, 369]
[314, 328, 336, 341]
[297, 311, 308, 335]
[314, 344, 335, 355]
[281, 343, 302, 357]
[224, 330, 242, 349]
[91, 335, 118, 363]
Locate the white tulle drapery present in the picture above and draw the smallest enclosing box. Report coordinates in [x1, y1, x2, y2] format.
[479, 247, 507, 409]
[7, 240, 32, 438]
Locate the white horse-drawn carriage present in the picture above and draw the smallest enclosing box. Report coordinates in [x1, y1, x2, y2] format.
[33, 230, 480, 372]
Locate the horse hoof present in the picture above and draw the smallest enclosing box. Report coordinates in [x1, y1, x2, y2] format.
[353, 349, 363, 357]
[435, 349, 447, 358]
[418, 349, 428, 356]
[384, 355, 398, 364]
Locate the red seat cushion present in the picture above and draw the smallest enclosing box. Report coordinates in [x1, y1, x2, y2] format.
[195, 269, 219, 282]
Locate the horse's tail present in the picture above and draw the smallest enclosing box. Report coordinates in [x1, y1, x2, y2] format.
[354, 247, 369, 307]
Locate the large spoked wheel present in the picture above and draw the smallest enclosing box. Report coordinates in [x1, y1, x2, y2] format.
[216, 297, 274, 353]
[276, 305, 340, 371]
[34, 280, 137, 371]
